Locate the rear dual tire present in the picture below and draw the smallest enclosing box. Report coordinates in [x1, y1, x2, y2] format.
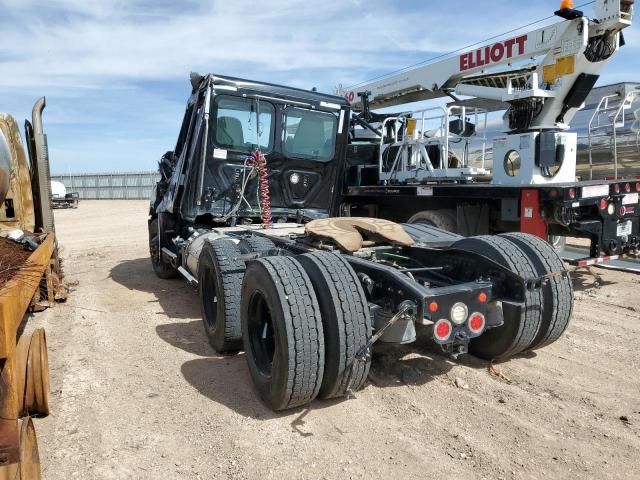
[240, 250, 371, 410]
[453, 234, 572, 360]
[453, 235, 543, 360]
[500, 233, 573, 350]
[241, 256, 325, 411]
[198, 239, 245, 353]
[297, 252, 371, 399]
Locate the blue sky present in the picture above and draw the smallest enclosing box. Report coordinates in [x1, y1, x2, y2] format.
[0, 0, 637, 174]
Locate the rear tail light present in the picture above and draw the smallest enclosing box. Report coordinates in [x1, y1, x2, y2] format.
[614, 184, 621, 194]
[434, 319, 453, 342]
[620, 206, 627, 216]
[568, 188, 576, 199]
[478, 292, 488, 303]
[600, 198, 608, 210]
[636, 183, 640, 192]
[625, 183, 631, 193]
[468, 313, 486, 335]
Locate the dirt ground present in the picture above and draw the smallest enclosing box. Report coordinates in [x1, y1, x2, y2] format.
[28, 200, 640, 480]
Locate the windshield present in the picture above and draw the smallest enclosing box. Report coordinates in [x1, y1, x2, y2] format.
[283, 107, 337, 162]
[214, 96, 275, 153]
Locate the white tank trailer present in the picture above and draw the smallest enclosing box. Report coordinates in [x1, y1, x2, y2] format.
[572, 82, 640, 180]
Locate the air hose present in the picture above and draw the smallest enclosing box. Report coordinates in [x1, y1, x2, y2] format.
[246, 150, 273, 229]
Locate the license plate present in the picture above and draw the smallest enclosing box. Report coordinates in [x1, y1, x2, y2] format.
[623, 193, 639, 205]
[581, 184, 609, 199]
[617, 221, 632, 237]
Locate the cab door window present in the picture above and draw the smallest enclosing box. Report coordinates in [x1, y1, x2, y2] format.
[213, 96, 275, 153]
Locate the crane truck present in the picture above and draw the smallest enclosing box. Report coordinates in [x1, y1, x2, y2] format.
[149, 0, 632, 411]
[338, 0, 637, 264]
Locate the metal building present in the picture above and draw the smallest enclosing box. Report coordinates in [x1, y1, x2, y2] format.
[51, 171, 160, 200]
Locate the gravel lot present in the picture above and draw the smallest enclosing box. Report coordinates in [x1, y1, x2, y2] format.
[29, 200, 640, 479]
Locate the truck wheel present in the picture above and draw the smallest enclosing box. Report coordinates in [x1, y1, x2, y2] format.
[23, 328, 50, 417]
[408, 210, 457, 233]
[198, 239, 244, 352]
[241, 256, 325, 410]
[500, 233, 573, 350]
[148, 217, 178, 279]
[452, 236, 543, 360]
[297, 252, 371, 399]
[238, 236, 275, 254]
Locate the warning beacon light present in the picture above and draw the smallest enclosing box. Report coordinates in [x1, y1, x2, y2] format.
[556, 0, 584, 19]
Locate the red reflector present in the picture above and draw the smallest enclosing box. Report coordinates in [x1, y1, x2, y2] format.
[568, 188, 576, 199]
[625, 183, 631, 193]
[614, 184, 621, 194]
[600, 198, 607, 210]
[478, 292, 488, 303]
[434, 319, 452, 341]
[468, 313, 486, 334]
[429, 301, 439, 313]
[550, 189, 558, 198]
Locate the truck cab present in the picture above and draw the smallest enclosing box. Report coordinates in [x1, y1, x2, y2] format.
[152, 73, 351, 234]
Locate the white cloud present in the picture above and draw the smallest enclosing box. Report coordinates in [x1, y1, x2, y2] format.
[0, 0, 638, 173]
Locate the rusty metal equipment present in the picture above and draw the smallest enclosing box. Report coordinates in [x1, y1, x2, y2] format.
[0, 234, 55, 478]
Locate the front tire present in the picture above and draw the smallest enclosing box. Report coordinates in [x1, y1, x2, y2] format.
[148, 217, 178, 279]
[241, 256, 325, 411]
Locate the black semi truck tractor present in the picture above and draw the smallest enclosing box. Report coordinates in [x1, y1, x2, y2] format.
[149, 73, 573, 411]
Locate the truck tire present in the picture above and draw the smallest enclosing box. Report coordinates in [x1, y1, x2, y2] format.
[500, 233, 573, 350]
[241, 256, 325, 410]
[452, 235, 543, 360]
[297, 252, 371, 399]
[238, 236, 276, 254]
[408, 210, 457, 233]
[148, 217, 178, 279]
[198, 239, 245, 352]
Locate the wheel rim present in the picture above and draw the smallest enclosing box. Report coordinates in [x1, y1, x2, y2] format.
[247, 291, 275, 378]
[548, 235, 564, 250]
[201, 266, 219, 330]
[25, 329, 50, 417]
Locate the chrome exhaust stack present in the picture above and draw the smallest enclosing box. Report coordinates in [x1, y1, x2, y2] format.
[29, 96, 55, 233]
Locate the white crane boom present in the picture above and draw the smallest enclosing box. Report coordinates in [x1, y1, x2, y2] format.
[337, 0, 635, 187]
[340, 0, 633, 131]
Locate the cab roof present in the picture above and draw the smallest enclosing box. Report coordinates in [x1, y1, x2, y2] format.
[190, 72, 349, 108]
